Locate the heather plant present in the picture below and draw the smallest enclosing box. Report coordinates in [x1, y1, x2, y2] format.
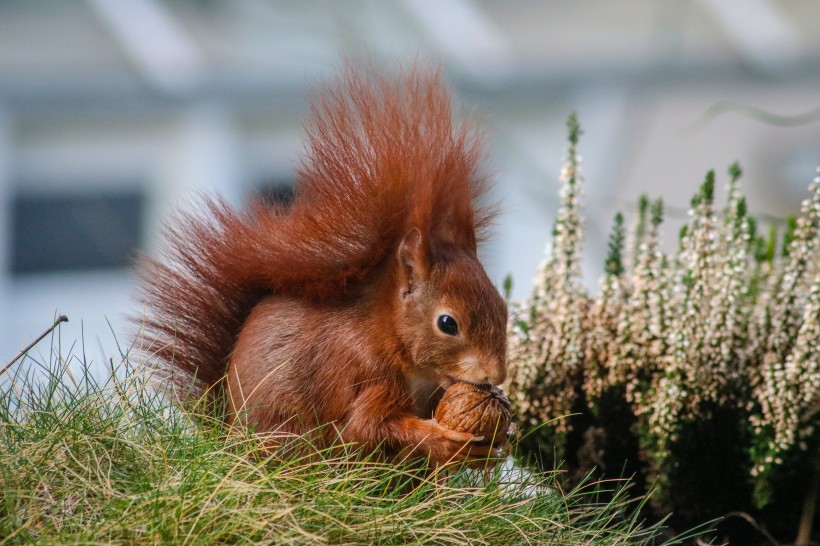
[507, 113, 588, 460]
[506, 115, 820, 543]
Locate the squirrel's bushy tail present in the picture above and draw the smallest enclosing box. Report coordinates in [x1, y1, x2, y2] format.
[136, 201, 262, 394]
[135, 64, 494, 397]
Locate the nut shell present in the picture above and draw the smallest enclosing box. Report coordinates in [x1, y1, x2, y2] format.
[434, 382, 512, 445]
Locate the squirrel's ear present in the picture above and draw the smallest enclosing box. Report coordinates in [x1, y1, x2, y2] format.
[398, 227, 429, 293]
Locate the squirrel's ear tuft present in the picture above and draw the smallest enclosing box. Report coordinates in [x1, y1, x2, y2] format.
[398, 227, 429, 293]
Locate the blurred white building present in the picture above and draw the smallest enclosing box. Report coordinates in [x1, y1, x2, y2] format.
[1, 0, 819, 367]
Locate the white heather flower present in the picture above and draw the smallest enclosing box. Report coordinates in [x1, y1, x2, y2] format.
[505, 115, 587, 437]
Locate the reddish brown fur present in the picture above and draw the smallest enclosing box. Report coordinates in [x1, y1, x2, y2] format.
[136, 66, 508, 466]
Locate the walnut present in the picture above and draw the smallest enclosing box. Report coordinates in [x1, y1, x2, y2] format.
[434, 382, 512, 445]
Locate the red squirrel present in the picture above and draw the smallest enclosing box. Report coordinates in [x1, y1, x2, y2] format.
[137, 66, 508, 466]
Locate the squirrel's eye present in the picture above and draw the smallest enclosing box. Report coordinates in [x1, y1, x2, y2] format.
[437, 315, 459, 336]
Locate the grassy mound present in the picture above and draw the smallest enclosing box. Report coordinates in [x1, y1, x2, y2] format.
[0, 337, 697, 545]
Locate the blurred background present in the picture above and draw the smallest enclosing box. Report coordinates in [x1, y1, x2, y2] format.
[1, 0, 819, 365]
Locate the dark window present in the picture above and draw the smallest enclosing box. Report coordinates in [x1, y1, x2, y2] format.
[255, 177, 295, 208]
[11, 189, 145, 274]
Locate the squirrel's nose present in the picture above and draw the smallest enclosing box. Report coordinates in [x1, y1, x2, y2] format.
[484, 360, 507, 386]
[459, 353, 507, 386]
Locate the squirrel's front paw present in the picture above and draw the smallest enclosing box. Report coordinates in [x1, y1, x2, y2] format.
[424, 419, 504, 468]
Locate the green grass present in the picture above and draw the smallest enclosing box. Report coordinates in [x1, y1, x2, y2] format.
[0, 335, 701, 545]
